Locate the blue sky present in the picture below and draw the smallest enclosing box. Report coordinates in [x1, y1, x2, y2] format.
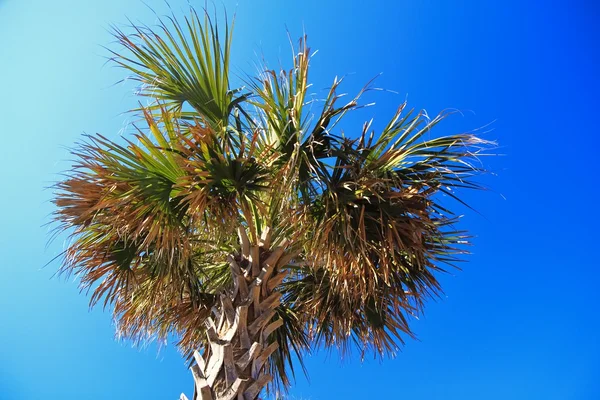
[0, 0, 598, 399]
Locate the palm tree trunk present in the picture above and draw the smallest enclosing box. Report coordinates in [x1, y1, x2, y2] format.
[181, 227, 290, 400]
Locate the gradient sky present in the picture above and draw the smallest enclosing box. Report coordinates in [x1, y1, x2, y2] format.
[1, 0, 599, 399]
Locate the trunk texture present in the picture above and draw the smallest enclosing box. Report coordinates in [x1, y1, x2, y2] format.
[181, 228, 289, 400]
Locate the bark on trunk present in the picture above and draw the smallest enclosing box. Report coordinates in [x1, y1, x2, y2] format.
[180, 227, 289, 400]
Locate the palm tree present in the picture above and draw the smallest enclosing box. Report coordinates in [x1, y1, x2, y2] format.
[52, 8, 492, 400]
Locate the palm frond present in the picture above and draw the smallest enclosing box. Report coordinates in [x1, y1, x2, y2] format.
[53, 106, 237, 337]
[110, 9, 242, 128]
[247, 36, 310, 156]
[297, 104, 493, 356]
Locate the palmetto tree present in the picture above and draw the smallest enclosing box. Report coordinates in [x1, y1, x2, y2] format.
[53, 8, 492, 400]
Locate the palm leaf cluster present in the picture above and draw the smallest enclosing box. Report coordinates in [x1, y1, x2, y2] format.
[53, 8, 493, 394]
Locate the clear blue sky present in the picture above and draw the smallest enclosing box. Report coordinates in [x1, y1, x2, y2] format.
[1, 0, 598, 399]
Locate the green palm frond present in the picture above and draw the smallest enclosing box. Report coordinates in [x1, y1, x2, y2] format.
[247, 36, 310, 155]
[110, 9, 243, 129]
[179, 122, 271, 201]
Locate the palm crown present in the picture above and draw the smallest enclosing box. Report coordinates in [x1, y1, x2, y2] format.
[53, 8, 492, 399]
